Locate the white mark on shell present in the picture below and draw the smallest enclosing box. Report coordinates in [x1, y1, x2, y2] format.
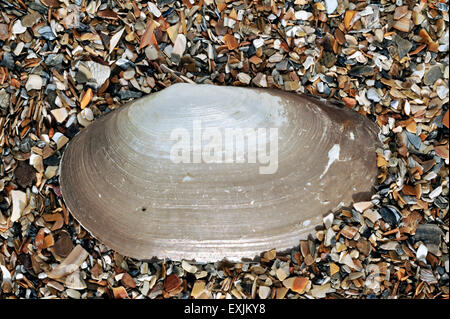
[320, 144, 340, 179]
[349, 132, 355, 140]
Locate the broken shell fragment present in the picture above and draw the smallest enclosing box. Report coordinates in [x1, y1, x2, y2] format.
[60, 84, 381, 262]
[47, 244, 89, 279]
[10, 190, 28, 223]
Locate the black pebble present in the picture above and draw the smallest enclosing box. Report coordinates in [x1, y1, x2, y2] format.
[128, 268, 140, 277]
[336, 56, 347, 67]
[0, 52, 15, 70]
[361, 227, 372, 239]
[80, 238, 95, 251]
[11, 222, 22, 238]
[379, 206, 400, 226]
[44, 154, 60, 166]
[66, 124, 80, 138]
[246, 44, 256, 57]
[26, 223, 38, 239]
[374, 80, 385, 89]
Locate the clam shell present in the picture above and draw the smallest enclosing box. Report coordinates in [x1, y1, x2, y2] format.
[60, 84, 381, 262]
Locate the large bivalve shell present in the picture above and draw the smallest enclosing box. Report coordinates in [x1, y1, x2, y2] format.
[60, 84, 381, 262]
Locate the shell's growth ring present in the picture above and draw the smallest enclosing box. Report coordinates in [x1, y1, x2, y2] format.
[60, 84, 381, 262]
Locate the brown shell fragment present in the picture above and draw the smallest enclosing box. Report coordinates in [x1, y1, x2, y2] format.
[53, 231, 74, 259]
[59, 84, 381, 262]
[15, 161, 36, 188]
[112, 286, 129, 299]
[164, 274, 182, 292]
[47, 245, 88, 279]
[442, 110, 449, 129]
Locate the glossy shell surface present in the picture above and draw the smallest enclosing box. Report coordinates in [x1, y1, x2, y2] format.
[60, 84, 381, 262]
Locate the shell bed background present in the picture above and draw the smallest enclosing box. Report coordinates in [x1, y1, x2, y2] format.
[0, 0, 448, 299]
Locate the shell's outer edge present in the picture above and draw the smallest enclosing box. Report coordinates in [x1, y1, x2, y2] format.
[59, 84, 381, 263]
